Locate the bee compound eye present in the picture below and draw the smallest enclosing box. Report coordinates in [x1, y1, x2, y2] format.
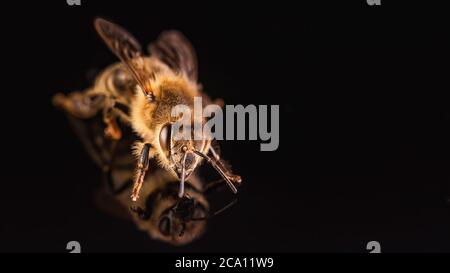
[159, 123, 172, 155]
[159, 216, 171, 236]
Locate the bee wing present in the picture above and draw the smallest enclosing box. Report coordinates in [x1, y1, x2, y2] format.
[149, 30, 198, 82]
[94, 18, 156, 100]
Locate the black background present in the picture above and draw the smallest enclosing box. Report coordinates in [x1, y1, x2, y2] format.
[1, 1, 449, 252]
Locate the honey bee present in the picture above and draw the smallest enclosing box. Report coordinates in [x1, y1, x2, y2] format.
[100, 135, 214, 245]
[53, 18, 242, 202]
[55, 103, 232, 245]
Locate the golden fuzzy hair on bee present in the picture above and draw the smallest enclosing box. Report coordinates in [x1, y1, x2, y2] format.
[130, 62, 200, 170]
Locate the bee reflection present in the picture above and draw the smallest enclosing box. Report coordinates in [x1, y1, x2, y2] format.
[111, 168, 210, 245]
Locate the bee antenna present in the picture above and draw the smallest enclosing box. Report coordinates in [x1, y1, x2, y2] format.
[191, 198, 238, 221]
[193, 150, 238, 194]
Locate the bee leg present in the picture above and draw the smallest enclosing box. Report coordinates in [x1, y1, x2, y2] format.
[131, 143, 152, 201]
[53, 93, 118, 170]
[111, 106, 131, 125]
[209, 146, 242, 186]
[193, 148, 241, 194]
[103, 107, 122, 141]
[102, 95, 131, 141]
[53, 91, 130, 140]
[53, 91, 107, 119]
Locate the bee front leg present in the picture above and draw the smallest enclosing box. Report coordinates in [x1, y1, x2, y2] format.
[194, 146, 242, 194]
[209, 146, 242, 186]
[131, 143, 152, 201]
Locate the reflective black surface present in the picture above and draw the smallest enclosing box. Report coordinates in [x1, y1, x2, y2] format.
[1, 1, 449, 252]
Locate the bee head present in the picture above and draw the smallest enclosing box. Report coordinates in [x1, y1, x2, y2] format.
[130, 190, 208, 245]
[158, 195, 208, 239]
[158, 120, 208, 185]
[145, 185, 208, 245]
